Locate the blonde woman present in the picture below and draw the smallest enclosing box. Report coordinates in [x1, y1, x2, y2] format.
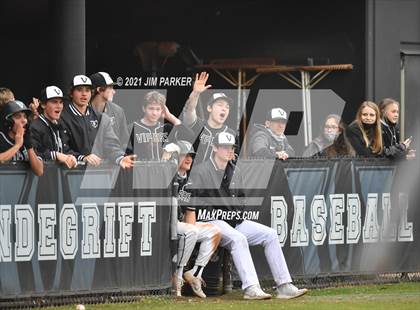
[347, 101, 383, 157]
[379, 98, 415, 160]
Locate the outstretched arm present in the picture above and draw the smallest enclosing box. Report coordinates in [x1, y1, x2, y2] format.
[183, 72, 211, 126]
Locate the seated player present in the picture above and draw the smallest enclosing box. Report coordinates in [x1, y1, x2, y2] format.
[30, 86, 78, 168]
[163, 140, 221, 298]
[248, 108, 295, 160]
[0, 100, 43, 176]
[60, 74, 136, 168]
[190, 132, 307, 300]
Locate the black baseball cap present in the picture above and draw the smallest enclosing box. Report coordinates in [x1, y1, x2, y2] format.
[2, 100, 32, 120]
[89, 72, 116, 88]
[39, 86, 64, 102]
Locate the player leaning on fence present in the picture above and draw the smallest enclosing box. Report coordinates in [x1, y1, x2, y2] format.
[0, 100, 43, 176]
[60, 74, 135, 168]
[128, 90, 193, 161]
[30, 86, 79, 169]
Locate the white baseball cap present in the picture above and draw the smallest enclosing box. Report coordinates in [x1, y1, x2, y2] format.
[71, 75, 92, 88]
[267, 108, 287, 121]
[213, 132, 236, 146]
[40, 86, 63, 102]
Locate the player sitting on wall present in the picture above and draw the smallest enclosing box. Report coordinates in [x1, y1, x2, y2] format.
[163, 140, 221, 298]
[189, 132, 307, 300]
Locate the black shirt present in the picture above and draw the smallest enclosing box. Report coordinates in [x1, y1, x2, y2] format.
[189, 157, 245, 226]
[31, 114, 77, 161]
[0, 131, 29, 161]
[190, 118, 238, 164]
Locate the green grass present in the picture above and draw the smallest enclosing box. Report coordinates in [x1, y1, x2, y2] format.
[47, 282, 420, 310]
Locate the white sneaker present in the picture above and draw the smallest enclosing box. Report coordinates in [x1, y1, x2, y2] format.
[276, 283, 308, 299]
[243, 284, 272, 300]
[183, 271, 206, 298]
[172, 275, 184, 297]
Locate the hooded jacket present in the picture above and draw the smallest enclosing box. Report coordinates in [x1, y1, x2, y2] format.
[248, 124, 295, 158]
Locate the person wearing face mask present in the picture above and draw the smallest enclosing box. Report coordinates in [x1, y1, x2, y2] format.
[347, 101, 383, 157]
[317, 120, 355, 158]
[302, 114, 341, 157]
[379, 98, 415, 160]
[0, 100, 43, 176]
[248, 108, 295, 160]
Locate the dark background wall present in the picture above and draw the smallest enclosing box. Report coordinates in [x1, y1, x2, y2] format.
[1, 0, 366, 127]
[85, 0, 366, 125]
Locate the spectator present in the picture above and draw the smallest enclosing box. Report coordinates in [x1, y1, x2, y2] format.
[129, 90, 192, 161]
[303, 114, 341, 157]
[317, 120, 355, 158]
[30, 86, 78, 168]
[347, 101, 383, 157]
[189, 132, 307, 300]
[248, 108, 295, 160]
[164, 140, 221, 298]
[61, 75, 135, 168]
[0, 100, 43, 176]
[182, 72, 237, 164]
[90, 72, 130, 148]
[379, 98, 415, 160]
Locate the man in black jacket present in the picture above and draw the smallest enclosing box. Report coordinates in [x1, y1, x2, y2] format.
[31, 86, 78, 168]
[61, 75, 135, 168]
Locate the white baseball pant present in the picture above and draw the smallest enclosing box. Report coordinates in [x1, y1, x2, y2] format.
[176, 221, 221, 268]
[209, 220, 292, 289]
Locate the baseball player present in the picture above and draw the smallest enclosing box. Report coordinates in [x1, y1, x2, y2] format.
[89, 72, 130, 149]
[182, 72, 238, 164]
[128, 91, 193, 161]
[248, 107, 295, 160]
[189, 132, 307, 300]
[30, 86, 78, 168]
[0, 100, 43, 176]
[60, 74, 136, 168]
[164, 140, 221, 298]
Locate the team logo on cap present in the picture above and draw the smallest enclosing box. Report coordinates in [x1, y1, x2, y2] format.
[90, 120, 99, 128]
